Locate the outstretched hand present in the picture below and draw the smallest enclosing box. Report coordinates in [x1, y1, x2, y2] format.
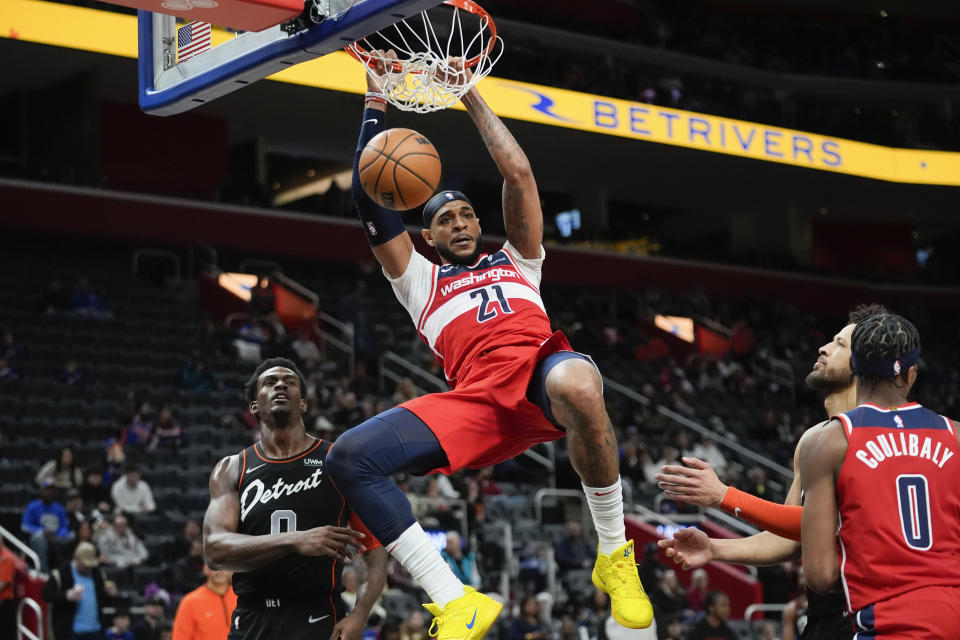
[655, 457, 728, 508]
[657, 527, 713, 570]
[292, 526, 366, 561]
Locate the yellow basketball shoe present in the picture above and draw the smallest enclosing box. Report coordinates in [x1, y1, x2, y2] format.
[423, 587, 503, 640]
[591, 540, 654, 629]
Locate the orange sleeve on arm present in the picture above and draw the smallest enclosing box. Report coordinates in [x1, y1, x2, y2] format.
[721, 487, 803, 541]
[348, 513, 383, 552]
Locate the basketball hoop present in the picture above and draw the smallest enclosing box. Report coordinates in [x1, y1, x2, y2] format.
[345, 0, 503, 113]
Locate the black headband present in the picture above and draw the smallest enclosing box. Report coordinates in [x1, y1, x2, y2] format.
[851, 344, 921, 377]
[422, 190, 473, 227]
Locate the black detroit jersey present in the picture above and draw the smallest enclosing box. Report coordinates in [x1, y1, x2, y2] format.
[232, 438, 350, 600]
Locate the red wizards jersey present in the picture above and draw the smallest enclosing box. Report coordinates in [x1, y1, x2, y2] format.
[387, 242, 554, 387]
[834, 403, 960, 614]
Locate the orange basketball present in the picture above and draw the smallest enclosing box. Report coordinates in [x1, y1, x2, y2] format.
[359, 128, 442, 210]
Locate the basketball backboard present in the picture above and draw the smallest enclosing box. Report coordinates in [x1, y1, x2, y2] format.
[138, 0, 442, 116]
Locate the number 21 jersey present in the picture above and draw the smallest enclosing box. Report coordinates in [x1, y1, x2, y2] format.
[387, 241, 554, 387]
[834, 403, 960, 613]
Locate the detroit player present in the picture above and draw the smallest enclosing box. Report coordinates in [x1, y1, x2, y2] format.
[203, 358, 387, 640]
[324, 56, 652, 639]
[656, 304, 888, 640]
[799, 313, 960, 637]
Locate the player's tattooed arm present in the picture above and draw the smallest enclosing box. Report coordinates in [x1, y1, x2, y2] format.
[203, 455, 365, 571]
[461, 85, 543, 259]
[798, 420, 847, 592]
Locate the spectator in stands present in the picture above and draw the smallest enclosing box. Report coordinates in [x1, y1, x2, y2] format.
[756, 622, 779, 640]
[440, 531, 481, 589]
[637, 542, 667, 587]
[331, 390, 365, 430]
[379, 616, 402, 640]
[179, 354, 217, 393]
[385, 555, 422, 599]
[42, 541, 118, 640]
[743, 466, 777, 502]
[0, 537, 17, 640]
[686, 569, 709, 612]
[0, 357, 19, 385]
[619, 440, 651, 488]
[400, 609, 428, 640]
[71, 277, 111, 317]
[1, 328, 23, 364]
[507, 596, 549, 640]
[391, 377, 419, 404]
[689, 436, 728, 474]
[111, 464, 156, 516]
[81, 466, 112, 512]
[651, 570, 687, 625]
[132, 594, 168, 640]
[63, 489, 86, 538]
[40, 278, 71, 313]
[36, 446, 84, 490]
[124, 403, 154, 448]
[95, 513, 148, 569]
[672, 431, 696, 459]
[60, 519, 97, 570]
[554, 520, 594, 575]
[233, 316, 276, 362]
[290, 328, 322, 366]
[171, 564, 236, 640]
[149, 406, 184, 450]
[685, 591, 736, 640]
[103, 439, 127, 486]
[106, 611, 135, 640]
[60, 358, 88, 385]
[173, 520, 201, 559]
[170, 539, 205, 595]
[22, 481, 70, 573]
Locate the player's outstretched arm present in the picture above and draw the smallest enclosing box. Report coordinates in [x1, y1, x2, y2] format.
[352, 52, 414, 279]
[798, 420, 847, 592]
[656, 456, 804, 541]
[658, 527, 799, 570]
[460, 79, 542, 258]
[203, 456, 365, 571]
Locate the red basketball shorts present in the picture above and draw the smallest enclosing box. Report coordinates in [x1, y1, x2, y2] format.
[400, 331, 573, 474]
[853, 585, 960, 639]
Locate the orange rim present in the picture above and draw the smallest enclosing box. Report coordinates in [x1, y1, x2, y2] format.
[345, 0, 497, 74]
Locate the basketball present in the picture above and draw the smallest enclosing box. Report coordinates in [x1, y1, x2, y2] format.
[358, 128, 442, 210]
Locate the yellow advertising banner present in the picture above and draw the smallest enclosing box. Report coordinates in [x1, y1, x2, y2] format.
[4, 0, 960, 186]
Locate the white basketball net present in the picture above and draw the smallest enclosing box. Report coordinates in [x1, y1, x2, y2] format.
[346, 1, 503, 113]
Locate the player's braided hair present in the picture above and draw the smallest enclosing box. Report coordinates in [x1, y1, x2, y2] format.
[847, 303, 889, 326]
[850, 313, 920, 389]
[244, 357, 307, 402]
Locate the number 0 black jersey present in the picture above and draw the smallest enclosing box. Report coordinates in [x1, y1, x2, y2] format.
[231, 438, 362, 601]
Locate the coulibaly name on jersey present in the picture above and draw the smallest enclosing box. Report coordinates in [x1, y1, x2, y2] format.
[855, 431, 956, 470]
[240, 470, 324, 521]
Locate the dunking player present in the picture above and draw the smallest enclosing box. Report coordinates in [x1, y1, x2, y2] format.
[800, 313, 960, 637]
[324, 57, 652, 639]
[655, 304, 888, 640]
[203, 358, 387, 640]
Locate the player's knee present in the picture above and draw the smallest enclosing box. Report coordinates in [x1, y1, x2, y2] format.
[548, 359, 603, 408]
[326, 430, 365, 482]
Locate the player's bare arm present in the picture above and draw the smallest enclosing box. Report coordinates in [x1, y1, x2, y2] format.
[460, 78, 542, 258]
[203, 455, 365, 570]
[356, 50, 414, 279]
[329, 546, 387, 640]
[798, 420, 848, 592]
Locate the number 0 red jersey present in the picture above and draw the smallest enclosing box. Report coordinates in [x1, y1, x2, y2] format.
[834, 403, 960, 614]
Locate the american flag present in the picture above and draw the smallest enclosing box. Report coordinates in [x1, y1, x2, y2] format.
[177, 21, 212, 62]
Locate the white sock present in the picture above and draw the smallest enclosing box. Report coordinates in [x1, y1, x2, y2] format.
[583, 478, 627, 555]
[386, 522, 466, 607]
